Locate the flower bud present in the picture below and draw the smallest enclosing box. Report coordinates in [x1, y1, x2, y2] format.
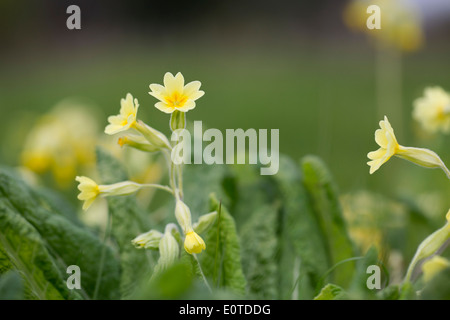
[405, 209, 450, 281]
[131, 229, 163, 250]
[184, 231, 206, 254]
[175, 199, 193, 234]
[193, 211, 217, 234]
[422, 256, 450, 283]
[154, 224, 180, 273]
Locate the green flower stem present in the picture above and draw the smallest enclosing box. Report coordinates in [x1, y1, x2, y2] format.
[140, 183, 174, 195]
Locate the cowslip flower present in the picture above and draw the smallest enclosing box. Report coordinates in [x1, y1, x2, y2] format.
[105, 93, 139, 135]
[76, 176, 145, 210]
[413, 87, 450, 134]
[367, 116, 450, 178]
[175, 199, 206, 254]
[149, 72, 204, 114]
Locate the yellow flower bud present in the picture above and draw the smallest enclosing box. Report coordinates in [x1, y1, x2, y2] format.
[422, 256, 450, 283]
[184, 231, 206, 254]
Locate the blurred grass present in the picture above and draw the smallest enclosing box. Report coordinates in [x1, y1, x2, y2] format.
[1, 38, 450, 200]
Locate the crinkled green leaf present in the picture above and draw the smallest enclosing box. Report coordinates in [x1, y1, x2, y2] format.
[240, 203, 279, 299]
[0, 201, 76, 300]
[199, 194, 246, 295]
[272, 155, 328, 299]
[0, 168, 121, 300]
[301, 155, 356, 287]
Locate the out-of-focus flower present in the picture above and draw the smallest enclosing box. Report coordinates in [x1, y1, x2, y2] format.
[413, 86, 450, 134]
[21, 100, 99, 187]
[105, 93, 139, 135]
[367, 116, 450, 178]
[422, 255, 450, 283]
[75, 176, 146, 210]
[343, 0, 424, 52]
[149, 72, 204, 114]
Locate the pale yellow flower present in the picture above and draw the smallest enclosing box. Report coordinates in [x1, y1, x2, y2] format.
[149, 72, 204, 114]
[367, 116, 399, 174]
[184, 231, 206, 254]
[367, 116, 450, 178]
[21, 101, 98, 187]
[75, 176, 100, 210]
[413, 87, 450, 134]
[105, 93, 139, 135]
[75, 176, 145, 210]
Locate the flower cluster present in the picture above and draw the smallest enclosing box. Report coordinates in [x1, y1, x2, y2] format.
[76, 72, 212, 269]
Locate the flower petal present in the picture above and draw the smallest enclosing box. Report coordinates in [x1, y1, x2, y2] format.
[155, 102, 175, 114]
[164, 72, 184, 94]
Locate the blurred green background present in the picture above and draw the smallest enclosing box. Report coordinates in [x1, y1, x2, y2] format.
[0, 0, 450, 207]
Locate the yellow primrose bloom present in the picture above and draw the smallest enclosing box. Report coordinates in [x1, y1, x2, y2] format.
[75, 176, 145, 210]
[367, 116, 399, 174]
[75, 176, 100, 210]
[149, 72, 204, 114]
[413, 87, 450, 134]
[105, 93, 139, 135]
[184, 230, 206, 254]
[367, 116, 450, 178]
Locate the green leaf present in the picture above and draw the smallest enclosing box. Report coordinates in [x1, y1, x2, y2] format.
[348, 246, 379, 299]
[96, 147, 151, 298]
[0, 200, 76, 300]
[0, 270, 24, 300]
[272, 155, 329, 299]
[240, 203, 279, 299]
[0, 168, 121, 300]
[199, 194, 246, 295]
[301, 155, 356, 287]
[314, 283, 348, 300]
